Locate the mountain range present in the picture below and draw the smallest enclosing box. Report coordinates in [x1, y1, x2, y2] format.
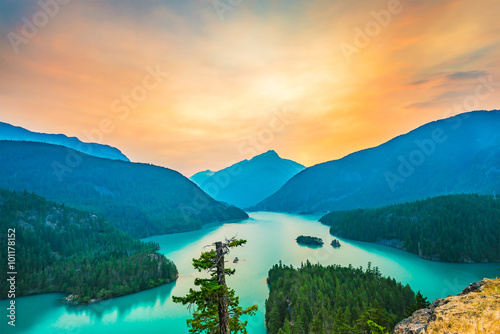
[192, 150, 305, 208]
[0, 121, 129, 161]
[253, 110, 500, 213]
[0, 140, 248, 238]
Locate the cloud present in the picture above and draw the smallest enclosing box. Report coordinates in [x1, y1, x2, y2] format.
[446, 70, 489, 81]
[1, 0, 500, 175]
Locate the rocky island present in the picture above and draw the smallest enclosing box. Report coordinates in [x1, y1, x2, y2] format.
[330, 239, 341, 247]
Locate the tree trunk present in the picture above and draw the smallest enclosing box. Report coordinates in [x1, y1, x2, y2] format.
[215, 241, 230, 334]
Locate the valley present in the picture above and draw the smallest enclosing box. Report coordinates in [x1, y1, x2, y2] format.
[1, 112, 499, 333]
[1, 213, 498, 333]
[2, 0, 500, 331]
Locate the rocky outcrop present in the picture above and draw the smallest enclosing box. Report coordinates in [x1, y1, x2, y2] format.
[394, 277, 500, 334]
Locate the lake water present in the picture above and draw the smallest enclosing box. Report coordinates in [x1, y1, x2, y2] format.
[2, 212, 499, 333]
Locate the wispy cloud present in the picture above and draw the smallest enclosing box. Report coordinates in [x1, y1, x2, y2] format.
[446, 70, 489, 81]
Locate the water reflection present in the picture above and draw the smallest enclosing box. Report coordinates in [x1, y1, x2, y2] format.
[62, 280, 177, 324]
[0, 293, 66, 333]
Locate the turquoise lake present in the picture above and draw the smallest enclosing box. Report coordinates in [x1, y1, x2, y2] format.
[2, 212, 499, 333]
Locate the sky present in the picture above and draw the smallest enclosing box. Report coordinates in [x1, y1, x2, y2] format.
[1, 0, 499, 176]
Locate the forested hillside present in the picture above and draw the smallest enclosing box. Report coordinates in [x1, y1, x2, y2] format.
[321, 194, 500, 262]
[265, 262, 417, 334]
[0, 141, 248, 238]
[0, 188, 178, 303]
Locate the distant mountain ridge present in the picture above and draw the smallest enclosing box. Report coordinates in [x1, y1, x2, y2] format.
[253, 110, 500, 213]
[0, 141, 248, 238]
[0, 121, 129, 161]
[190, 170, 215, 186]
[194, 150, 305, 208]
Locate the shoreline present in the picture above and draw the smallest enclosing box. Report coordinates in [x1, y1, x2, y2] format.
[331, 233, 499, 264]
[62, 274, 180, 305]
[0, 275, 179, 305]
[320, 218, 499, 264]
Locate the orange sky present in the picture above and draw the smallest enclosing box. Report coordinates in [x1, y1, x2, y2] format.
[1, 0, 499, 176]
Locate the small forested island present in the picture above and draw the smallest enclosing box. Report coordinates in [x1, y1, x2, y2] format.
[265, 261, 417, 334]
[320, 194, 500, 263]
[331, 239, 341, 247]
[0, 188, 178, 304]
[296, 235, 324, 246]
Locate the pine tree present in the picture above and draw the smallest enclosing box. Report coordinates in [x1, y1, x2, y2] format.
[310, 310, 324, 334]
[267, 304, 283, 334]
[292, 317, 306, 334]
[366, 320, 389, 334]
[278, 320, 293, 334]
[404, 291, 430, 317]
[173, 238, 258, 333]
[355, 303, 390, 332]
[415, 291, 431, 309]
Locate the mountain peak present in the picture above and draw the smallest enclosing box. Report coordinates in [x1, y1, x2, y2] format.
[193, 149, 304, 208]
[264, 149, 279, 156]
[254, 150, 280, 159]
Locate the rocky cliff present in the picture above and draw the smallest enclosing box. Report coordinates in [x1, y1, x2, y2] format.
[394, 277, 500, 333]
